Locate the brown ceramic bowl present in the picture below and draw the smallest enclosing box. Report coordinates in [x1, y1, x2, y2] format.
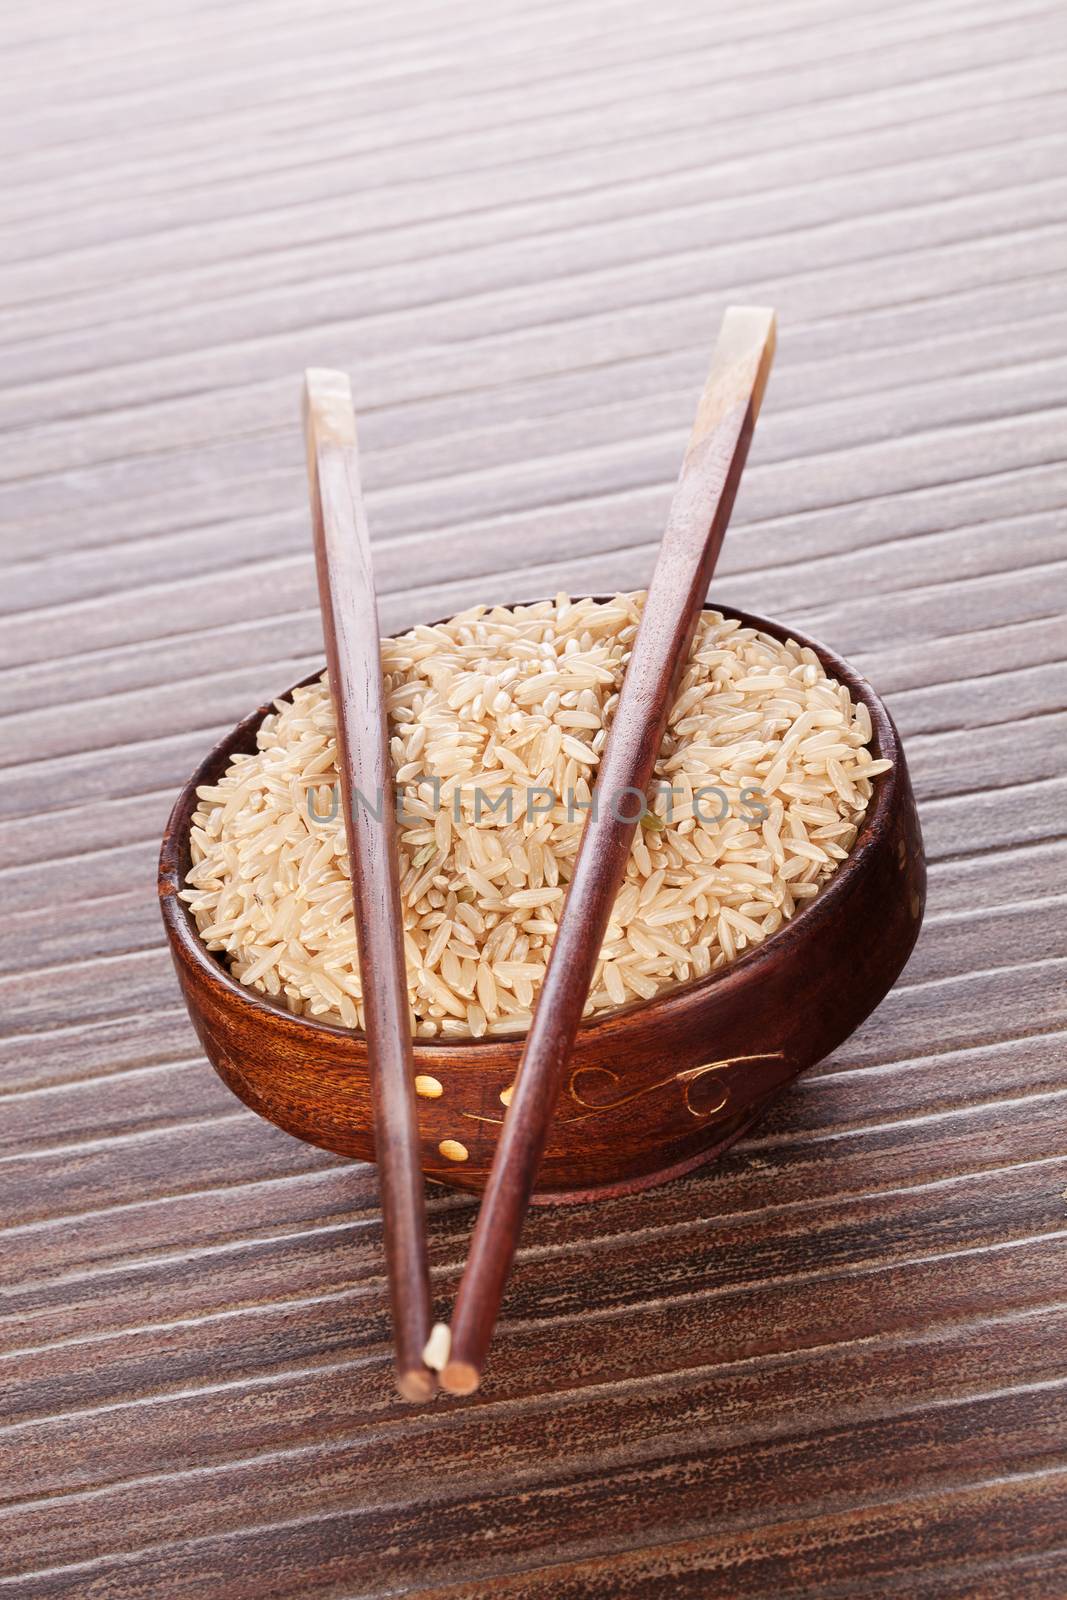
[158, 602, 924, 1203]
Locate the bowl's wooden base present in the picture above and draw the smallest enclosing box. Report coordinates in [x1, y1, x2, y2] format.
[526, 1090, 782, 1204]
[419, 1092, 782, 1206]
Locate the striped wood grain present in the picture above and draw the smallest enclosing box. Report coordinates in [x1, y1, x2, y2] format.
[1, 0, 1065, 1592]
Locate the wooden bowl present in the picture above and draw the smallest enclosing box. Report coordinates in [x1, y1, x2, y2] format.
[158, 603, 925, 1203]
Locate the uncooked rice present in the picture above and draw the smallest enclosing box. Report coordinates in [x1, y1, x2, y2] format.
[183, 593, 891, 1038]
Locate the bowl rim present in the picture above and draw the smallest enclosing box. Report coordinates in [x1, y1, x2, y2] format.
[159, 598, 902, 1054]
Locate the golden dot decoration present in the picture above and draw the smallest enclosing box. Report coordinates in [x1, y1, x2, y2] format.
[438, 1138, 469, 1162]
[415, 1075, 443, 1099]
[499, 1084, 515, 1107]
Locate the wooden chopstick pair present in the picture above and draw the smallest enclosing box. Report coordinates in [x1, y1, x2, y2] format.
[303, 306, 777, 1401]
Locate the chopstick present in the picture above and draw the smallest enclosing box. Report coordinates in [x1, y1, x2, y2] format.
[303, 369, 435, 1403]
[441, 307, 777, 1396]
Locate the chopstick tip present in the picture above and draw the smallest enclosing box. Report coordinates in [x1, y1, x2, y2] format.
[396, 1364, 436, 1403]
[440, 1358, 482, 1397]
[723, 302, 776, 320]
[303, 368, 357, 447]
[722, 304, 777, 347]
[304, 364, 352, 397]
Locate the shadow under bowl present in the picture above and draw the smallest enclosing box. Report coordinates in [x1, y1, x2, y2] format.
[158, 602, 925, 1203]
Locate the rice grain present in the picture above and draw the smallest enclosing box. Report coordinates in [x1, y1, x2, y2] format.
[184, 595, 887, 1036]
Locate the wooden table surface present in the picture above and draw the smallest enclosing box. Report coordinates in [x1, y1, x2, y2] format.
[2, 0, 1066, 1594]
